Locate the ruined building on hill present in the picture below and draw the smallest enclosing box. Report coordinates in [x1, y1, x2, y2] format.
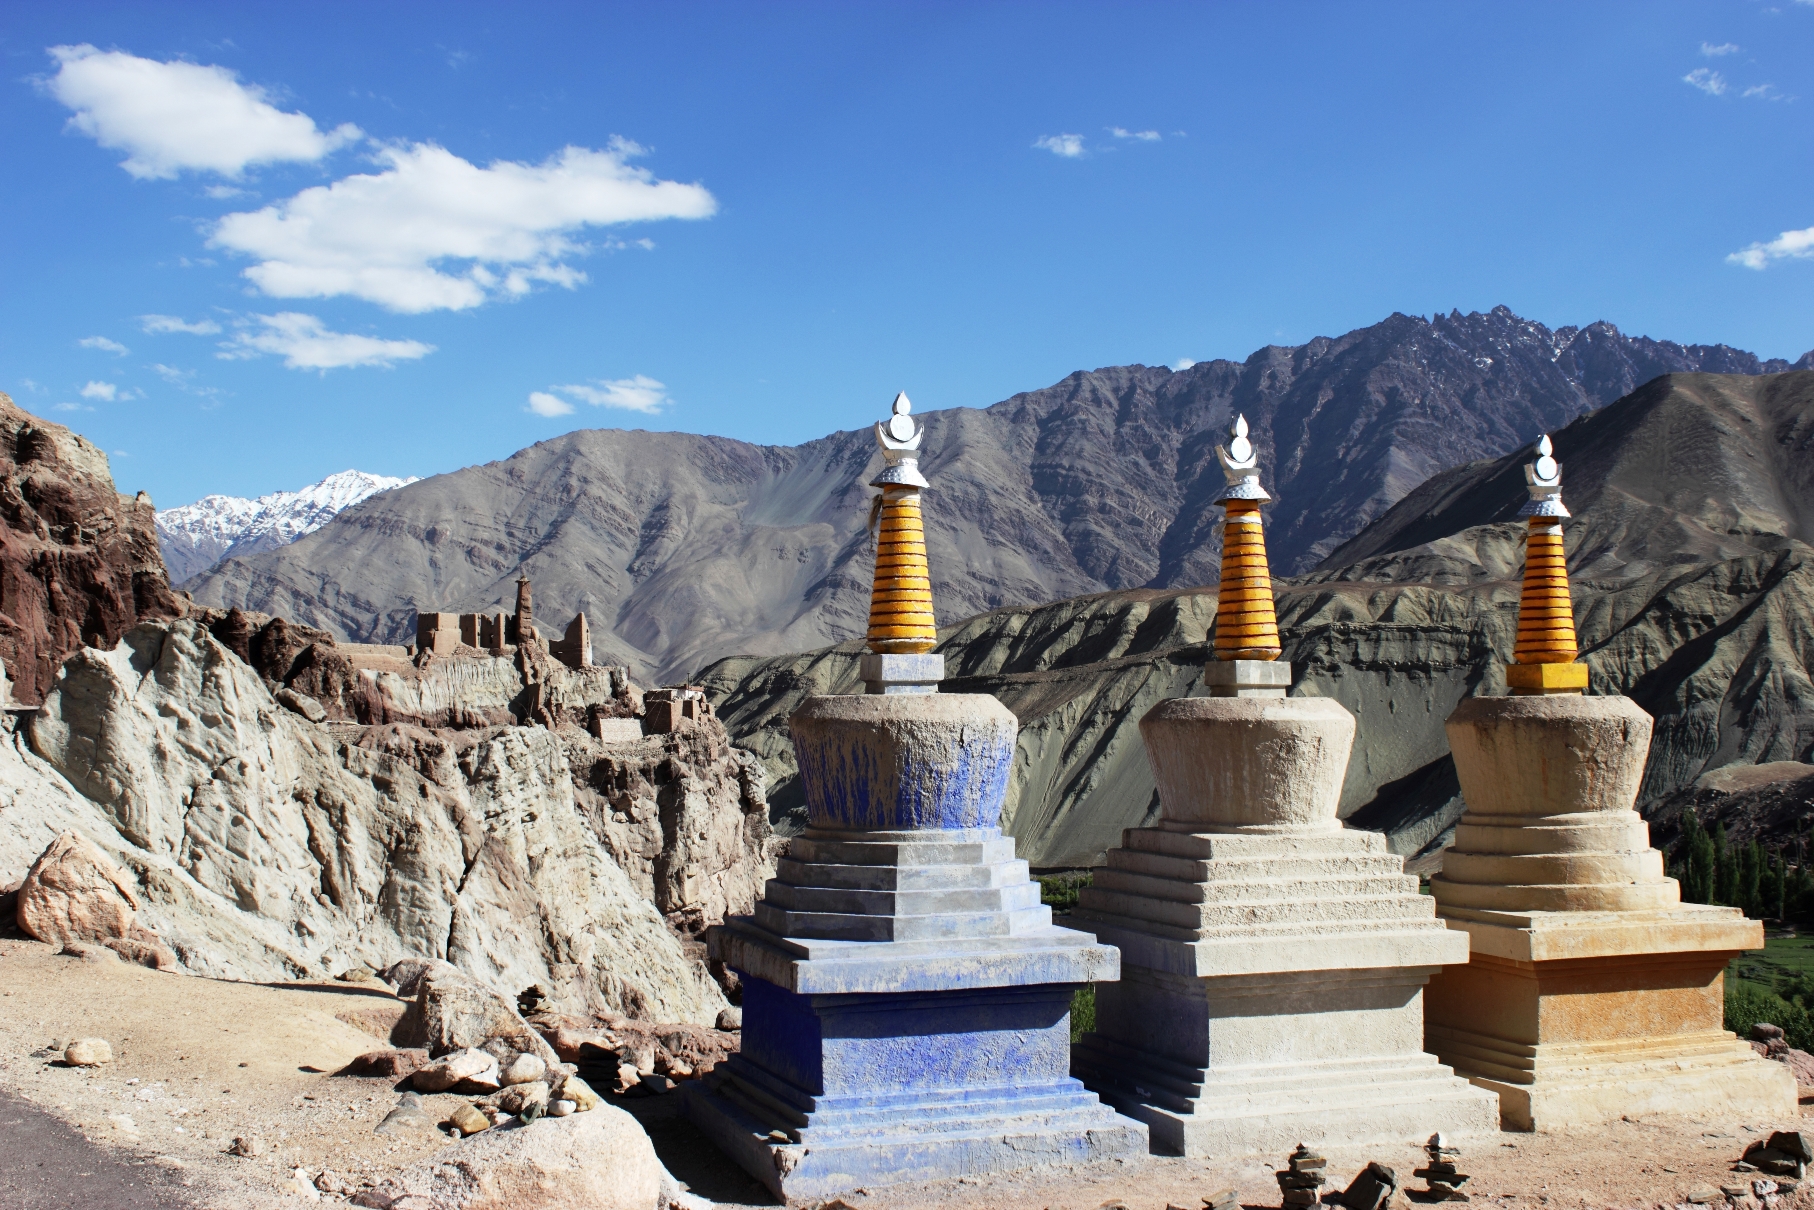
[412, 573, 592, 671]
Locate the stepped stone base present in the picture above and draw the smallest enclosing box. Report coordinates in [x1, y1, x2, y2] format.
[1426, 906, 1797, 1130]
[684, 954, 1146, 1198]
[688, 814, 1147, 1198]
[1069, 825, 1498, 1156]
[1073, 968, 1500, 1156]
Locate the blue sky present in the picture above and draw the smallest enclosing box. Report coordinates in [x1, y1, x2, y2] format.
[1, 2, 1810, 509]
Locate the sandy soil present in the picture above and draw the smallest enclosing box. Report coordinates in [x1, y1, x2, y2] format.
[0, 938, 482, 1208]
[6, 934, 1814, 1210]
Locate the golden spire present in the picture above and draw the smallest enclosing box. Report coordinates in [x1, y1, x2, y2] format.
[1506, 434, 1588, 694]
[1213, 415, 1281, 662]
[866, 393, 937, 655]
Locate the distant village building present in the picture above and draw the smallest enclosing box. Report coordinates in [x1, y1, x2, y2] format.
[644, 685, 712, 732]
[412, 575, 592, 671]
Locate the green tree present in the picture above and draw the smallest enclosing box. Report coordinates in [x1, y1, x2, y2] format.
[1714, 824, 1737, 906]
[1739, 840, 1764, 917]
[1764, 851, 1787, 921]
[1674, 812, 1717, 904]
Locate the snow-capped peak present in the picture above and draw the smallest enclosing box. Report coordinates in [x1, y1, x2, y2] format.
[157, 469, 419, 585]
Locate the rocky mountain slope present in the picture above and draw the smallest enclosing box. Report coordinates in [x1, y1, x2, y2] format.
[157, 469, 417, 584]
[184, 309, 1811, 684]
[0, 392, 181, 705]
[702, 372, 1814, 870]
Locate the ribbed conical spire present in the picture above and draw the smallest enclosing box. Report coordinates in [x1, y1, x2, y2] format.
[866, 392, 937, 655]
[1506, 435, 1588, 693]
[1212, 415, 1281, 662]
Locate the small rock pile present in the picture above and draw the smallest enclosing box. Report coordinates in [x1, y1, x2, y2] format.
[1339, 1161, 1400, 1210]
[1278, 1144, 1328, 1207]
[1412, 1133, 1469, 1201]
[530, 1005, 740, 1097]
[1737, 1130, 1811, 1185]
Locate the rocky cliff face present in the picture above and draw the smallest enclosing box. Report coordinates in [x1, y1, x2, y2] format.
[183, 310, 1810, 684]
[567, 718, 779, 940]
[0, 611, 781, 1023]
[704, 372, 1814, 870]
[0, 392, 181, 704]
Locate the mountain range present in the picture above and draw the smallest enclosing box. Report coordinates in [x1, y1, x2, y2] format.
[183, 307, 1812, 684]
[157, 469, 418, 584]
[703, 370, 1814, 869]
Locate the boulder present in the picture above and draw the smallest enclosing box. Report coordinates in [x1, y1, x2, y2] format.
[64, 1038, 112, 1066]
[384, 1103, 692, 1209]
[499, 1053, 546, 1086]
[413, 1049, 499, 1094]
[342, 1049, 429, 1079]
[16, 830, 140, 946]
[397, 966, 561, 1070]
[494, 1081, 550, 1117]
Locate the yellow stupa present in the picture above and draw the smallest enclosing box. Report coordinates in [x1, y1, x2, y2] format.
[866, 392, 937, 654]
[1505, 433, 1588, 693]
[1212, 414, 1281, 662]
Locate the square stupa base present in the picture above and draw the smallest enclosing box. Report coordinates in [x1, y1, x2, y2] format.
[1072, 964, 1499, 1157]
[1426, 906, 1797, 1131]
[1067, 827, 1499, 1155]
[682, 973, 1147, 1199]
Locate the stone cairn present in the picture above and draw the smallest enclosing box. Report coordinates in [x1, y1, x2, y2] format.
[1422, 434, 1796, 1130]
[1067, 415, 1497, 1156]
[681, 393, 1147, 1200]
[1411, 1132, 1469, 1202]
[1278, 1143, 1328, 1207]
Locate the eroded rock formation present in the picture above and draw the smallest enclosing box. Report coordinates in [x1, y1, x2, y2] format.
[0, 392, 180, 704]
[0, 616, 752, 1024]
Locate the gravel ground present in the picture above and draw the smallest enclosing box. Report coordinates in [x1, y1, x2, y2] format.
[6, 935, 1814, 1209]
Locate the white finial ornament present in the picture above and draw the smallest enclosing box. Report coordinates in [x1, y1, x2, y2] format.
[1215, 413, 1269, 502]
[1520, 432, 1568, 517]
[873, 391, 929, 488]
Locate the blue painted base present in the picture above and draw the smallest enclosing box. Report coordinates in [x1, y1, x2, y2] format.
[683, 976, 1148, 1199]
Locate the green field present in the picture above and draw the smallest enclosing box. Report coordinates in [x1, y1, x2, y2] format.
[1728, 932, 1814, 999]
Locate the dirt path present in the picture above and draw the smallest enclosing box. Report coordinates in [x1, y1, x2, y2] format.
[0, 938, 481, 1208]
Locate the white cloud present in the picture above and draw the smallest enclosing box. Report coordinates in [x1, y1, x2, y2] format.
[1109, 127, 1161, 141]
[141, 314, 222, 335]
[553, 375, 670, 414]
[78, 335, 128, 355]
[1683, 68, 1729, 96]
[209, 139, 716, 313]
[1701, 42, 1740, 56]
[204, 184, 252, 200]
[53, 402, 93, 412]
[1743, 83, 1782, 99]
[217, 312, 435, 370]
[1727, 224, 1814, 269]
[1034, 133, 1086, 158]
[80, 380, 118, 400]
[43, 44, 361, 179]
[1170, 358, 1197, 371]
[149, 363, 193, 386]
[525, 391, 575, 417]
